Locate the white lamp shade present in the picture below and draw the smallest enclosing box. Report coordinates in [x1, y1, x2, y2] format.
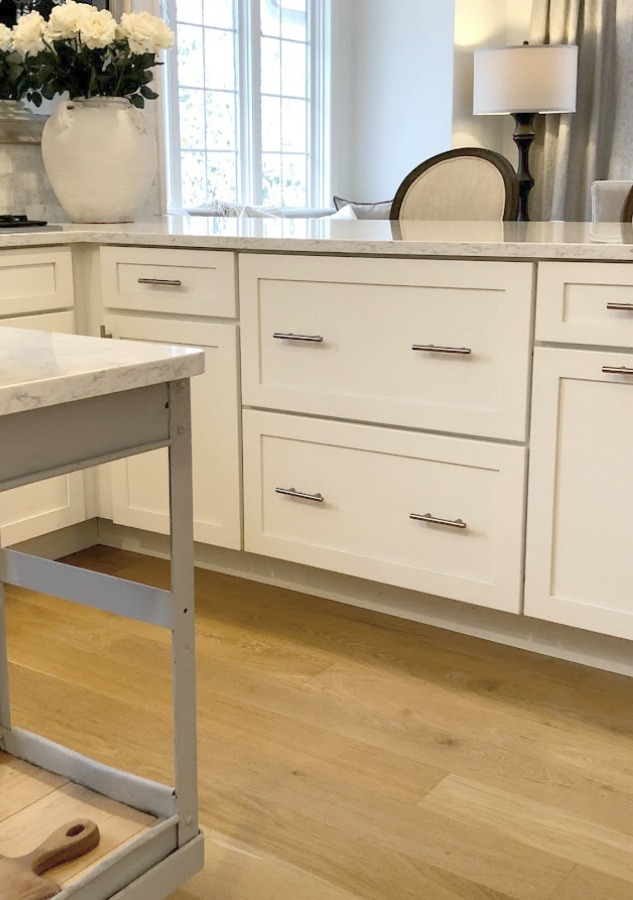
[473, 44, 578, 115]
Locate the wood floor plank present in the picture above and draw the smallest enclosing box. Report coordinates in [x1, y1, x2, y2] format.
[7, 662, 175, 785]
[6, 585, 333, 688]
[169, 829, 363, 900]
[298, 661, 633, 832]
[553, 864, 633, 899]
[417, 774, 633, 883]
[3, 546, 632, 900]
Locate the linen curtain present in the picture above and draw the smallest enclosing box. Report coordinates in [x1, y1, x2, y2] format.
[529, 0, 633, 221]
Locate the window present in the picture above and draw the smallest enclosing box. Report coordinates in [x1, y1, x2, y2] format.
[164, 0, 329, 210]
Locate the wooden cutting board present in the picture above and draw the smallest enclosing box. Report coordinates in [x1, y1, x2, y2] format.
[0, 818, 100, 900]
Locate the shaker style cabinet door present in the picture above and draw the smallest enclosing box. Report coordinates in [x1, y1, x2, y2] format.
[239, 254, 534, 441]
[105, 314, 241, 550]
[0, 311, 86, 545]
[525, 347, 633, 639]
[536, 261, 633, 349]
[243, 409, 526, 612]
[0, 247, 74, 316]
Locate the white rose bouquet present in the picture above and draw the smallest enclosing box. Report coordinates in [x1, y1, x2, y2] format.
[0, 17, 43, 104]
[27, 1, 174, 108]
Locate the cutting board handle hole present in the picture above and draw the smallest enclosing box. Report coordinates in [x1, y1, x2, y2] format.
[66, 825, 85, 837]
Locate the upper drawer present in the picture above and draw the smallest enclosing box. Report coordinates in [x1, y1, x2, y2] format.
[0, 247, 73, 316]
[240, 254, 534, 441]
[536, 261, 633, 348]
[100, 246, 236, 317]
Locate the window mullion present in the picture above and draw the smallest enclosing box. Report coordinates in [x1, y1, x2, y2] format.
[315, 0, 331, 207]
[162, 0, 183, 212]
[235, 0, 261, 206]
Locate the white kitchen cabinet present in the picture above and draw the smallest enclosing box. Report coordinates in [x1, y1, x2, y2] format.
[536, 261, 633, 348]
[104, 314, 241, 549]
[243, 409, 526, 612]
[240, 254, 534, 441]
[524, 347, 633, 639]
[0, 246, 74, 316]
[0, 312, 86, 546]
[100, 246, 236, 318]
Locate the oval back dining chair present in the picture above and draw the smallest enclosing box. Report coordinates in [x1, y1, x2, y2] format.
[390, 148, 518, 221]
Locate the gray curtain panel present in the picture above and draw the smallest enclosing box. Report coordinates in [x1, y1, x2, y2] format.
[530, 0, 632, 221]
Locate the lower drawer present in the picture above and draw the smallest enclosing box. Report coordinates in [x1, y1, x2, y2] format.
[243, 411, 526, 612]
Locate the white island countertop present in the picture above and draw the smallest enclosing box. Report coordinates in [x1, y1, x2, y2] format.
[1, 217, 633, 261]
[0, 326, 204, 416]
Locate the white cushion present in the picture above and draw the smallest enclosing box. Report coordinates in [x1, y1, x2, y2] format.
[333, 196, 392, 219]
[591, 181, 633, 222]
[322, 205, 357, 220]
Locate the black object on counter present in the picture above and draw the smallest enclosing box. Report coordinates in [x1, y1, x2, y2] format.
[0, 215, 49, 228]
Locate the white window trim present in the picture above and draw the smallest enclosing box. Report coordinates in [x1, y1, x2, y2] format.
[162, 0, 331, 212]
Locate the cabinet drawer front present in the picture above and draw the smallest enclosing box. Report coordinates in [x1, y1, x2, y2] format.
[240, 255, 533, 440]
[525, 347, 633, 639]
[100, 246, 236, 317]
[243, 410, 526, 611]
[536, 261, 633, 347]
[0, 248, 73, 316]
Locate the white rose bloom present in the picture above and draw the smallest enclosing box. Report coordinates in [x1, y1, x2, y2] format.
[80, 9, 117, 50]
[46, 0, 90, 41]
[12, 11, 46, 56]
[0, 23, 13, 53]
[119, 12, 174, 55]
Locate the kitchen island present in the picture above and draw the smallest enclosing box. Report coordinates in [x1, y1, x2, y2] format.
[0, 218, 631, 679]
[0, 326, 204, 897]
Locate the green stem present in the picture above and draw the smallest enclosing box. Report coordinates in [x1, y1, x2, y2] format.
[113, 45, 130, 97]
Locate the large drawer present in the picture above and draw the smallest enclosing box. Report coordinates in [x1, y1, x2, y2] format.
[100, 246, 236, 317]
[239, 254, 534, 441]
[243, 410, 526, 612]
[0, 247, 74, 316]
[536, 261, 633, 348]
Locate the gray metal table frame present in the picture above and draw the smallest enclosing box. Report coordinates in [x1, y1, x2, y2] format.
[0, 377, 203, 898]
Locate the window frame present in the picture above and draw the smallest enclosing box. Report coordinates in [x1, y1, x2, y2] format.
[163, 0, 331, 211]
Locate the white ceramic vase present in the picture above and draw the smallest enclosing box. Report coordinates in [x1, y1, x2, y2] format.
[41, 97, 157, 224]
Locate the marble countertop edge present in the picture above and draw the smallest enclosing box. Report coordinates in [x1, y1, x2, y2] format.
[1, 218, 633, 261]
[0, 327, 205, 417]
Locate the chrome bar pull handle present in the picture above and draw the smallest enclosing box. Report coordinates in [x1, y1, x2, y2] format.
[606, 302, 633, 311]
[602, 365, 633, 375]
[275, 487, 324, 502]
[138, 277, 183, 287]
[410, 512, 467, 530]
[273, 332, 324, 343]
[412, 344, 472, 355]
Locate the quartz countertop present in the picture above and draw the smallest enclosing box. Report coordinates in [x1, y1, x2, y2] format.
[0, 326, 204, 416]
[1, 217, 633, 261]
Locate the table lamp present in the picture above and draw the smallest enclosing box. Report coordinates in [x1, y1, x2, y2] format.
[473, 43, 578, 222]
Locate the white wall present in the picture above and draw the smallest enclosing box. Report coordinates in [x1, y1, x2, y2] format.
[452, 0, 507, 152]
[452, 0, 533, 163]
[331, 0, 455, 202]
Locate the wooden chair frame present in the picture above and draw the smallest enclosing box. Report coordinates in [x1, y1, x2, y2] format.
[620, 185, 633, 223]
[390, 148, 519, 221]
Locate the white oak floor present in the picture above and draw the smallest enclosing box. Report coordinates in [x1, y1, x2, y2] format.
[3, 545, 633, 899]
